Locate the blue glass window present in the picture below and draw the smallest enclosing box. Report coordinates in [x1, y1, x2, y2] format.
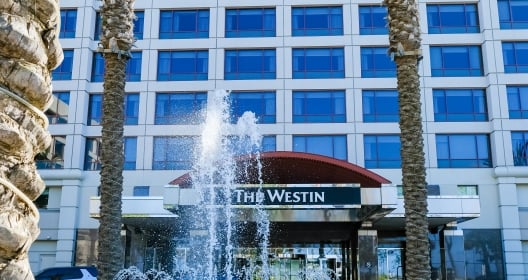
[427, 4, 479, 33]
[362, 90, 399, 122]
[60, 9, 77, 38]
[498, 0, 528, 29]
[292, 48, 344, 79]
[91, 51, 142, 82]
[155, 92, 207, 125]
[126, 52, 143, 81]
[507, 86, 528, 118]
[293, 135, 347, 160]
[430, 45, 483, 76]
[226, 8, 275, 37]
[230, 91, 276, 124]
[95, 11, 145, 40]
[133, 186, 150, 196]
[88, 93, 138, 125]
[292, 6, 343, 36]
[35, 136, 66, 169]
[433, 89, 488, 121]
[125, 93, 139, 125]
[46, 92, 70, 124]
[228, 135, 276, 155]
[153, 136, 197, 170]
[84, 137, 102, 170]
[159, 10, 209, 39]
[361, 47, 396, 78]
[87, 94, 102, 126]
[225, 49, 276, 80]
[124, 137, 137, 170]
[133, 11, 145, 39]
[503, 42, 528, 73]
[157, 50, 208, 81]
[262, 135, 276, 152]
[364, 135, 401, 168]
[293, 90, 345, 123]
[512, 131, 528, 166]
[359, 6, 388, 35]
[436, 134, 492, 168]
[52, 50, 73, 80]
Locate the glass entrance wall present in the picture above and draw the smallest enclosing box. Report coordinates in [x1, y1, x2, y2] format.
[232, 244, 344, 279]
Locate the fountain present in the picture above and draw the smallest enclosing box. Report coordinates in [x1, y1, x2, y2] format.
[117, 89, 270, 280]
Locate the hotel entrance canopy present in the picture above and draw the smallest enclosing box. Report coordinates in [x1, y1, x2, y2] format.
[90, 151, 479, 228]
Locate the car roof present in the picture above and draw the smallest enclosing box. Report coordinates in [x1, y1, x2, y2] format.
[35, 266, 97, 277]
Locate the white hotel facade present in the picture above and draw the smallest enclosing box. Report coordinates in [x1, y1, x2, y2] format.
[30, 0, 528, 279]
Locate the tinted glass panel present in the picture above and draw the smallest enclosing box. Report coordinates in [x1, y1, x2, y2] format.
[292, 6, 343, 36]
[359, 6, 387, 35]
[433, 89, 488, 121]
[226, 8, 276, 37]
[293, 90, 345, 123]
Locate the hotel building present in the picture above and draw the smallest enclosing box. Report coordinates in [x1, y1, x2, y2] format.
[30, 0, 528, 279]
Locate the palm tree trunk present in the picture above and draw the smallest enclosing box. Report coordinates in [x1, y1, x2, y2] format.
[0, 0, 63, 278]
[97, 0, 135, 279]
[384, 0, 431, 278]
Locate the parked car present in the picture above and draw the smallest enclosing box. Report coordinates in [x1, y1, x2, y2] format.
[34, 266, 97, 280]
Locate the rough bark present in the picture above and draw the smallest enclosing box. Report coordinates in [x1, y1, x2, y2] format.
[384, 0, 431, 278]
[0, 0, 63, 278]
[96, 0, 135, 279]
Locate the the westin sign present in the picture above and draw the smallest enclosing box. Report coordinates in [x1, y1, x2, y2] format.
[230, 187, 361, 206]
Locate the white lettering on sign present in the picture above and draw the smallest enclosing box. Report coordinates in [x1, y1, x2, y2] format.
[233, 189, 325, 204]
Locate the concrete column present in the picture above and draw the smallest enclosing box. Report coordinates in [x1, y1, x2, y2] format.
[357, 227, 378, 280]
[497, 178, 525, 279]
[55, 184, 81, 266]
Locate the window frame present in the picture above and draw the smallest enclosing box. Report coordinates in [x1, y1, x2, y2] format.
[230, 91, 276, 124]
[502, 41, 528, 73]
[124, 137, 137, 170]
[225, 8, 276, 37]
[430, 45, 483, 77]
[507, 86, 528, 119]
[159, 9, 209, 39]
[360, 47, 396, 78]
[60, 9, 77, 38]
[436, 134, 492, 168]
[35, 136, 66, 169]
[52, 49, 74, 80]
[359, 6, 388, 35]
[84, 137, 102, 171]
[292, 135, 347, 160]
[46, 92, 70, 124]
[224, 49, 276, 80]
[426, 4, 480, 34]
[433, 88, 488, 121]
[157, 50, 209, 81]
[292, 90, 346, 123]
[292, 47, 345, 79]
[498, 0, 528, 29]
[362, 90, 399, 122]
[154, 92, 207, 125]
[291, 6, 344, 36]
[152, 136, 197, 170]
[364, 134, 402, 168]
[511, 131, 528, 166]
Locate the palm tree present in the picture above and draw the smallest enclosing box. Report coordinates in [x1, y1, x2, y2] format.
[96, 0, 135, 279]
[384, 0, 431, 278]
[0, 0, 63, 278]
